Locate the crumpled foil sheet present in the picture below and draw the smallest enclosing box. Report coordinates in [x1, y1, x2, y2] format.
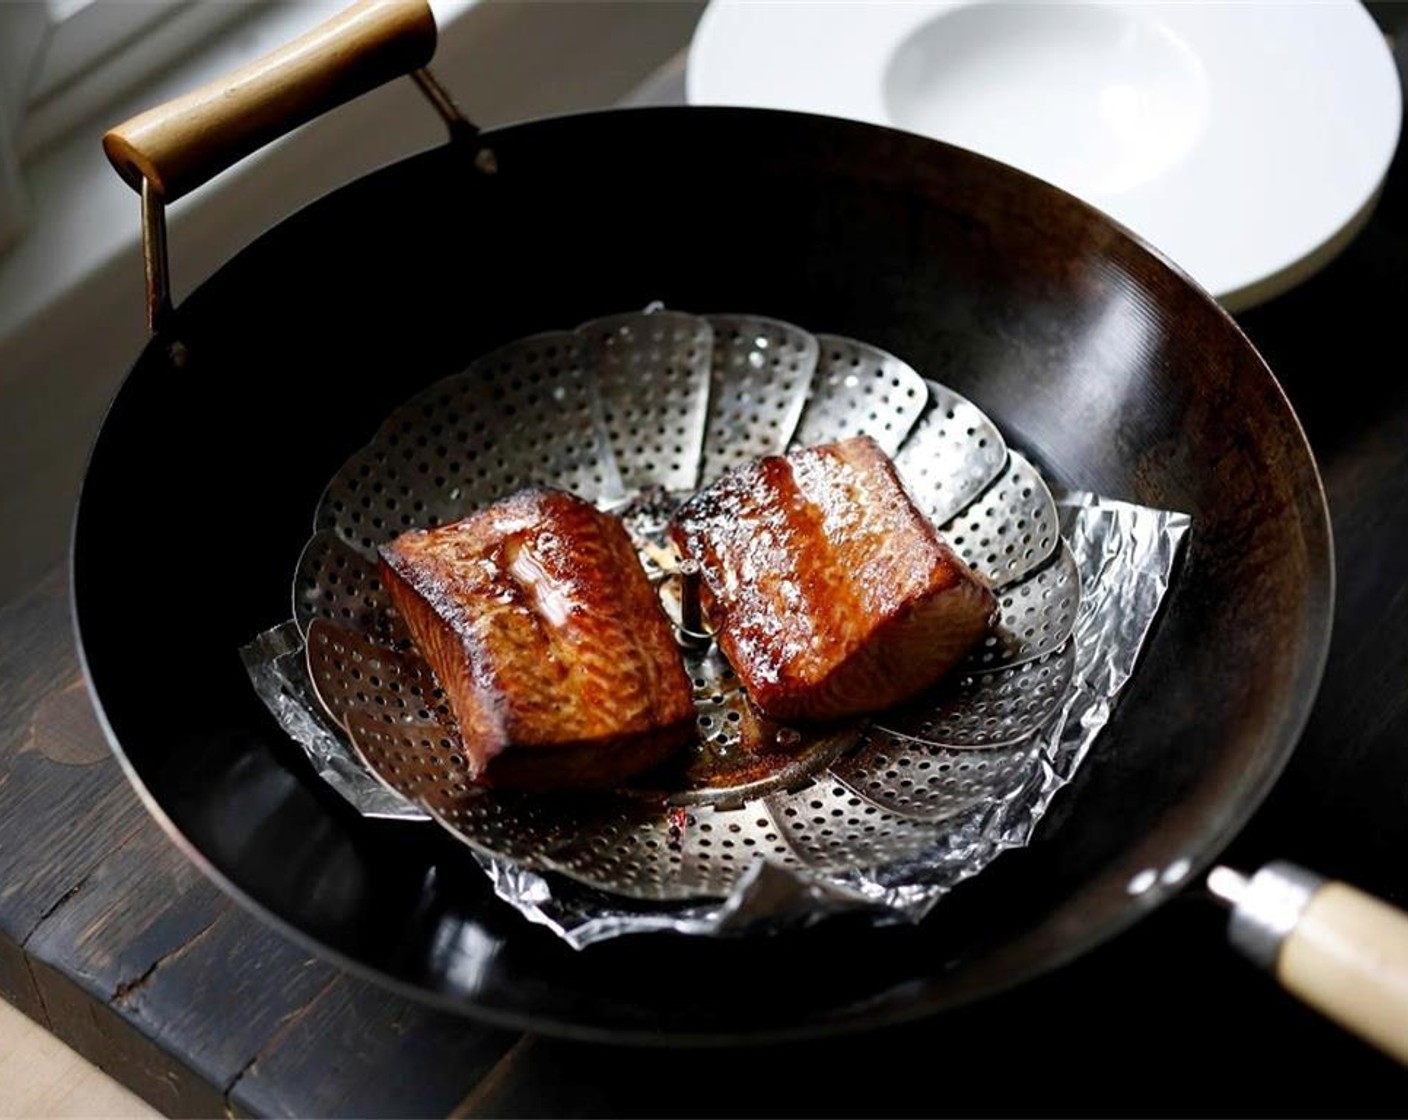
[239, 622, 429, 821]
[242, 490, 1188, 948]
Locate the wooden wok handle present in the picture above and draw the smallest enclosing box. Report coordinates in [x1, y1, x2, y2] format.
[1214, 863, 1408, 1065]
[1280, 882, 1408, 1064]
[103, 0, 437, 203]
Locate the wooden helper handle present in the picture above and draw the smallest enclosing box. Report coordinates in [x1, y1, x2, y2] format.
[103, 0, 437, 203]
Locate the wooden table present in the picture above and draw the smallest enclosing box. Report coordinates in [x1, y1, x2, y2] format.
[6, 53, 1408, 1120]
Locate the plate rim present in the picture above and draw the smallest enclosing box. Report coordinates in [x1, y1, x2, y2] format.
[685, 0, 1404, 309]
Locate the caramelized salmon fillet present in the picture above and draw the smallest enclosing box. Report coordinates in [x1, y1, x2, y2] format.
[670, 435, 996, 722]
[379, 489, 695, 790]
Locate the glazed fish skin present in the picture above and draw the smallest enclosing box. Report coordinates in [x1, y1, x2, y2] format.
[379, 488, 695, 789]
[670, 435, 997, 722]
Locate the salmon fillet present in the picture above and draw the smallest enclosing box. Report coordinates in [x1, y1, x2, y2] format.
[379, 489, 695, 790]
[669, 435, 996, 723]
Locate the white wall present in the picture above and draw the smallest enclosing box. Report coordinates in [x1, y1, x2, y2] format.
[0, 0, 704, 599]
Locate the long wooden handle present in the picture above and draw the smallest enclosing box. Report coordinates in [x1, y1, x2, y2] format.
[1278, 882, 1408, 1065]
[103, 0, 436, 203]
[1216, 863, 1408, 1066]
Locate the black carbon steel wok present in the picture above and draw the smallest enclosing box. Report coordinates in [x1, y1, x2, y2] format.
[73, 2, 1332, 1043]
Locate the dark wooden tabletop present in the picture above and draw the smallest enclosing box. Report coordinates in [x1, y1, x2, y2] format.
[6, 38, 1408, 1120]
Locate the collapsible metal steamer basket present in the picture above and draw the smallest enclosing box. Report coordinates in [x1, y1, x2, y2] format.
[297, 309, 1077, 902]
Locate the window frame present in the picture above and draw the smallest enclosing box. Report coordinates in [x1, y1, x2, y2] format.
[19, 0, 264, 161]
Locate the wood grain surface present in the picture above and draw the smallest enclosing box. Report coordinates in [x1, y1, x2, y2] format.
[0, 572, 517, 1118]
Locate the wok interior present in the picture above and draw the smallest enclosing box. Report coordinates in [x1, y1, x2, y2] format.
[73, 109, 1330, 1038]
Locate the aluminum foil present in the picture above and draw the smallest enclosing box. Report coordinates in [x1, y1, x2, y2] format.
[242, 489, 1188, 948]
[240, 622, 427, 821]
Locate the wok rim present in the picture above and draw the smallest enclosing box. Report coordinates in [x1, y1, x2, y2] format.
[69, 105, 1336, 1045]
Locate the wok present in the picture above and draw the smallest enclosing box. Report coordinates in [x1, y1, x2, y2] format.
[74, 0, 1372, 1045]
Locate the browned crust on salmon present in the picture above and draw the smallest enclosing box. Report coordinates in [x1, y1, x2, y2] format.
[380, 488, 695, 790]
[670, 435, 996, 722]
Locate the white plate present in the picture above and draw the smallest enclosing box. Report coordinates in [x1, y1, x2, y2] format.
[687, 0, 1402, 310]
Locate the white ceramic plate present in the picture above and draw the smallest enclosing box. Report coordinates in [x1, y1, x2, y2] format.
[687, 0, 1402, 310]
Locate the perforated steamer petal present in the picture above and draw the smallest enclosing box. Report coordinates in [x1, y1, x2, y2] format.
[298, 309, 1079, 902]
